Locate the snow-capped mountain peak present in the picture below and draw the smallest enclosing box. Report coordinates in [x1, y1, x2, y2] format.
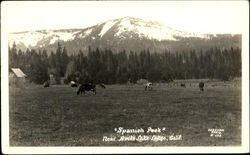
[92, 16, 208, 41]
[8, 16, 239, 55]
[113, 16, 208, 41]
[9, 16, 209, 49]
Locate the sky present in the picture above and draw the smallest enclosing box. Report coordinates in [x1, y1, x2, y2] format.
[1, 1, 249, 34]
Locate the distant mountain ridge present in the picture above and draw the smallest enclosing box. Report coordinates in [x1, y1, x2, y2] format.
[9, 16, 241, 54]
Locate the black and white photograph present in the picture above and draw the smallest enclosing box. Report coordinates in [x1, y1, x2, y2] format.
[1, 1, 249, 154]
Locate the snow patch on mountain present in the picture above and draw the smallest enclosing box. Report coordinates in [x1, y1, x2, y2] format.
[114, 16, 208, 41]
[136, 24, 178, 41]
[99, 21, 116, 37]
[9, 31, 45, 47]
[114, 17, 178, 41]
[9, 30, 77, 47]
[50, 37, 58, 44]
[115, 18, 135, 36]
[79, 28, 92, 38]
[49, 32, 76, 42]
[85, 29, 92, 35]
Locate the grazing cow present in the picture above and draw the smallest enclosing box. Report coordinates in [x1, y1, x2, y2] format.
[199, 82, 205, 91]
[77, 83, 106, 95]
[70, 81, 77, 87]
[145, 82, 153, 91]
[180, 83, 186, 88]
[77, 83, 96, 95]
[43, 81, 50, 88]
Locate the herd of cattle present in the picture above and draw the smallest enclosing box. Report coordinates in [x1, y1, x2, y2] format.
[43, 80, 205, 95]
[144, 82, 205, 91]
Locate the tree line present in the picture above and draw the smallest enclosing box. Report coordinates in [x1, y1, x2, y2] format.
[9, 42, 241, 84]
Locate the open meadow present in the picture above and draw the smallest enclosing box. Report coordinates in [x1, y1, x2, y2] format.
[9, 80, 241, 146]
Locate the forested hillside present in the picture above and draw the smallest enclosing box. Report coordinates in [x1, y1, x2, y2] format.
[9, 42, 241, 84]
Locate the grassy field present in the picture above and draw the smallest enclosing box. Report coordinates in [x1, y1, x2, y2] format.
[9, 81, 241, 146]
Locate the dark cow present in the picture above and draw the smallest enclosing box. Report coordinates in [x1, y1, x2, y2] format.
[77, 83, 96, 95]
[77, 83, 106, 95]
[71, 83, 78, 87]
[43, 81, 50, 88]
[180, 83, 186, 88]
[199, 82, 205, 91]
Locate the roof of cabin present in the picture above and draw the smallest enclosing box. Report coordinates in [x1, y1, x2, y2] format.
[11, 68, 26, 78]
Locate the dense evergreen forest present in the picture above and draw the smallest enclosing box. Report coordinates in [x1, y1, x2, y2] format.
[9, 42, 241, 84]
